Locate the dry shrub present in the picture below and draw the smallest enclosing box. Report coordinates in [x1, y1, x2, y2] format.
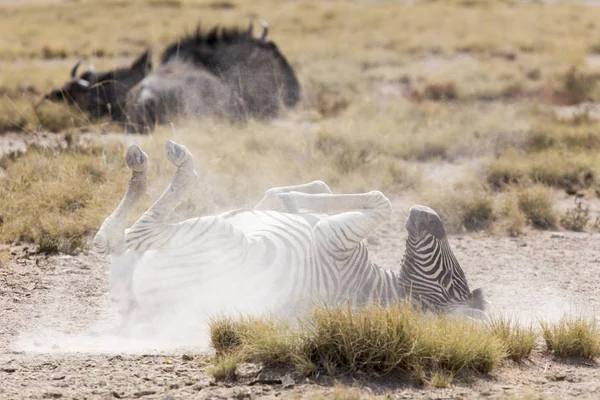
[461, 196, 495, 232]
[560, 198, 591, 232]
[487, 150, 596, 193]
[541, 316, 600, 359]
[487, 157, 527, 190]
[306, 82, 356, 118]
[517, 185, 557, 229]
[314, 132, 379, 174]
[498, 192, 527, 236]
[489, 316, 536, 362]
[423, 82, 458, 101]
[556, 67, 596, 106]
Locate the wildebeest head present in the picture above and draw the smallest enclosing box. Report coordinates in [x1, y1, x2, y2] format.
[160, 21, 301, 119]
[44, 51, 152, 121]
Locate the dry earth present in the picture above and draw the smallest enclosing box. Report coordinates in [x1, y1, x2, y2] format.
[1, 194, 600, 399]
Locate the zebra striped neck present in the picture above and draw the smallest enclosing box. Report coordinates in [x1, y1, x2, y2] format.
[397, 233, 473, 312]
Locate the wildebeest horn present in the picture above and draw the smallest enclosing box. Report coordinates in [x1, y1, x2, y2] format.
[88, 62, 97, 79]
[71, 60, 83, 78]
[259, 19, 269, 41]
[70, 59, 97, 81]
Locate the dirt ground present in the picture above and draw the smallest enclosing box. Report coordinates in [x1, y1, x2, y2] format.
[1, 193, 600, 400]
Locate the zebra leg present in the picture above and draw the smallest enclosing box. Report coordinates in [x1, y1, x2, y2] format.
[281, 191, 392, 249]
[253, 181, 332, 211]
[124, 140, 249, 253]
[123, 140, 197, 251]
[93, 145, 149, 256]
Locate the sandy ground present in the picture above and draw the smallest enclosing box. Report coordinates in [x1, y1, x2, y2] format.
[1, 195, 600, 399]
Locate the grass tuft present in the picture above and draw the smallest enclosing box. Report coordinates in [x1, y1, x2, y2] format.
[540, 316, 600, 359]
[209, 353, 239, 381]
[209, 303, 506, 384]
[489, 316, 537, 362]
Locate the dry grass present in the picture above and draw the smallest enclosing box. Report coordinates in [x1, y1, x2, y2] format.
[489, 316, 537, 362]
[209, 306, 600, 388]
[209, 353, 240, 381]
[516, 185, 558, 230]
[0, 140, 129, 252]
[2, 1, 600, 248]
[540, 316, 600, 359]
[560, 198, 591, 232]
[209, 303, 507, 385]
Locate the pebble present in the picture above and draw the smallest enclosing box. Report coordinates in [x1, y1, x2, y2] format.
[281, 374, 294, 388]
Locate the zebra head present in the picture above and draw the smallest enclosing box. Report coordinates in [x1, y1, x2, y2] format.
[405, 205, 445, 240]
[401, 205, 487, 315]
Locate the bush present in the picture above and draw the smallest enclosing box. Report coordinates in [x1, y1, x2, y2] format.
[560, 199, 591, 232]
[517, 185, 557, 229]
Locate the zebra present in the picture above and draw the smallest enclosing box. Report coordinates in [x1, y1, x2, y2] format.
[93, 140, 487, 328]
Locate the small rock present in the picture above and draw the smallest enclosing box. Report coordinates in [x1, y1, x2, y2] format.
[551, 233, 565, 239]
[133, 390, 156, 398]
[1, 367, 16, 373]
[43, 393, 62, 399]
[181, 354, 194, 361]
[281, 374, 295, 388]
[548, 373, 567, 381]
[111, 392, 122, 399]
[51, 374, 66, 380]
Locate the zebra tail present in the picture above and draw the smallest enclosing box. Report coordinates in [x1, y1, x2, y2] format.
[469, 288, 487, 311]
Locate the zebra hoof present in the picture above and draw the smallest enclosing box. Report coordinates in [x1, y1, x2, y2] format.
[165, 140, 190, 168]
[93, 232, 108, 255]
[126, 145, 148, 173]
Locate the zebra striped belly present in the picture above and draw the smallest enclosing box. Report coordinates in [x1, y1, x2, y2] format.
[129, 210, 321, 318]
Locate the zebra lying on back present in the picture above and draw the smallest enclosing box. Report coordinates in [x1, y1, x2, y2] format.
[93, 140, 487, 328]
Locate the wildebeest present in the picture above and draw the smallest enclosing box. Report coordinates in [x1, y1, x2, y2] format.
[44, 51, 152, 122]
[44, 21, 301, 133]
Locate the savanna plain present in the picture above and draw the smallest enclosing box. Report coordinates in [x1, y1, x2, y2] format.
[3, 0, 600, 399]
